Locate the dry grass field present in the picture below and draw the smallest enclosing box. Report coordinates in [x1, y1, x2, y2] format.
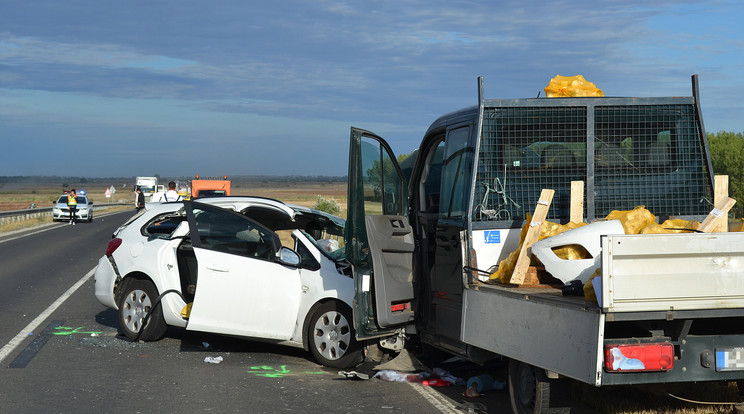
[0, 177, 347, 233]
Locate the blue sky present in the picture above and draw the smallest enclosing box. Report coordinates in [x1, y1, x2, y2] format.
[1, 0, 742, 177]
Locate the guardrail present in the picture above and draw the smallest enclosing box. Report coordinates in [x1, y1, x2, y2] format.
[0, 203, 132, 225]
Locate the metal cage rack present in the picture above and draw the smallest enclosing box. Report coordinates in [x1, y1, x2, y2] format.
[474, 97, 713, 225]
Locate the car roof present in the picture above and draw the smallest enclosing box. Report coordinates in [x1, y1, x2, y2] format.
[139, 196, 345, 235]
[197, 196, 297, 220]
[197, 196, 345, 235]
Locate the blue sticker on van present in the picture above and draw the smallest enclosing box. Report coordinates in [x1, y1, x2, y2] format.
[484, 230, 501, 244]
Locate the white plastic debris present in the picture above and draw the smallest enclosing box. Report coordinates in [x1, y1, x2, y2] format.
[204, 356, 223, 364]
[531, 220, 624, 284]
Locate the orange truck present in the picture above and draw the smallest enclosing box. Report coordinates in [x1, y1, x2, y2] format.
[191, 175, 231, 198]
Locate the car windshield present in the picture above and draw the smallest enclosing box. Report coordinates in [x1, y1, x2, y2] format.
[196, 190, 227, 198]
[299, 229, 346, 261]
[58, 195, 87, 204]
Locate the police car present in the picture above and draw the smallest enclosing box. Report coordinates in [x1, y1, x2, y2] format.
[52, 190, 94, 222]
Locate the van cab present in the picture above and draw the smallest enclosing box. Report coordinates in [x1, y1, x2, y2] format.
[345, 76, 720, 413]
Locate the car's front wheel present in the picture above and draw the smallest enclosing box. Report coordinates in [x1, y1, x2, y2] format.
[117, 279, 167, 341]
[307, 301, 362, 368]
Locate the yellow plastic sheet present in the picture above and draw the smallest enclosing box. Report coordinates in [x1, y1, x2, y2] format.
[544, 75, 604, 98]
[605, 205, 656, 234]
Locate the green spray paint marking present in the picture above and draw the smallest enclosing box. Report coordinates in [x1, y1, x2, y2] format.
[52, 326, 102, 336]
[247, 365, 326, 378]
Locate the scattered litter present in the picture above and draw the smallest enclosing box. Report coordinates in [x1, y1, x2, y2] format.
[374, 370, 428, 383]
[202, 342, 210, 348]
[463, 374, 506, 397]
[90, 333, 98, 337]
[433, 367, 464, 386]
[204, 356, 223, 364]
[421, 379, 451, 387]
[455, 402, 488, 413]
[338, 370, 370, 380]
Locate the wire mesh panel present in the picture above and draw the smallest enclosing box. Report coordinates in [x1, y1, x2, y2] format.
[474, 99, 712, 226]
[594, 104, 710, 218]
[476, 106, 587, 224]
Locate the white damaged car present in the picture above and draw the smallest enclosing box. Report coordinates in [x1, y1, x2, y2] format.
[94, 197, 361, 368]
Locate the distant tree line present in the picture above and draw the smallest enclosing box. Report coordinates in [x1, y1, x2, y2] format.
[708, 131, 744, 218]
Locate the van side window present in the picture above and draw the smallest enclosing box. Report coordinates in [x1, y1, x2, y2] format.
[361, 136, 405, 215]
[439, 126, 474, 221]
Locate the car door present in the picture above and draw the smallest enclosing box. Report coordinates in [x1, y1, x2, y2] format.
[183, 202, 302, 340]
[346, 127, 415, 339]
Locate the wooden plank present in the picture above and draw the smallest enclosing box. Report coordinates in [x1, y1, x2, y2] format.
[714, 175, 729, 232]
[570, 181, 584, 224]
[510, 189, 555, 285]
[698, 196, 736, 233]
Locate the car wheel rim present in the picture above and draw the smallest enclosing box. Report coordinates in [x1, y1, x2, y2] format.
[122, 289, 152, 333]
[313, 310, 351, 361]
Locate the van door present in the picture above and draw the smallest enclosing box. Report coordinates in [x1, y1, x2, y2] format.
[346, 127, 415, 339]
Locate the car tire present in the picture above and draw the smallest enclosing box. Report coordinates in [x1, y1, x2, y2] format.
[307, 301, 363, 369]
[117, 279, 167, 342]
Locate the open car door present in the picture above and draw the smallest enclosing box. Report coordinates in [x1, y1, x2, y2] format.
[346, 127, 415, 340]
[183, 202, 302, 340]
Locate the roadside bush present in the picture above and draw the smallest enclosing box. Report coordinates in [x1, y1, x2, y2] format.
[313, 195, 341, 215]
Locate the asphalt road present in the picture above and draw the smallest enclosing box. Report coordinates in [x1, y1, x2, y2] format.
[0, 211, 511, 414]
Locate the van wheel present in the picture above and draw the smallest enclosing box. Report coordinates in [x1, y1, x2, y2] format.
[508, 359, 571, 414]
[307, 301, 362, 368]
[118, 279, 167, 341]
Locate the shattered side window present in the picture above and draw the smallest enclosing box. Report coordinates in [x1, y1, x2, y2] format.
[142, 214, 187, 238]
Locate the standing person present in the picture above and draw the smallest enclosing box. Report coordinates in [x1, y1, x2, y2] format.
[67, 189, 77, 225]
[158, 181, 182, 202]
[136, 187, 145, 211]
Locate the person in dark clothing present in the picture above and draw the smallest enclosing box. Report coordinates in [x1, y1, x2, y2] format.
[136, 187, 145, 211]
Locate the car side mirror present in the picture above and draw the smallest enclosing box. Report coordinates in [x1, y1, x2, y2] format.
[277, 246, 301, 267]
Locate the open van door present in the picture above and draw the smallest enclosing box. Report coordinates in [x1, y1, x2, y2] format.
[346, 127, 415, 340]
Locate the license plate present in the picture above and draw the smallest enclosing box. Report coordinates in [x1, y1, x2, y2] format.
[716, 347, 744, 371]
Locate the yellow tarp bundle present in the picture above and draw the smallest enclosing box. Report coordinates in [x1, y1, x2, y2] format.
[490, 206, 702, 287]
[544, 75, 604, 98]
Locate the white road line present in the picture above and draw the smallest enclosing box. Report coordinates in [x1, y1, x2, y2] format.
[0, 267, 97, 364]
[408, 382, 461, 414]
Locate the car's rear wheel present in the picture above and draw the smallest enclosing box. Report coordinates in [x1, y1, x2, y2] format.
[307, 301, 362, 368]
[117, 279, 167, 341]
